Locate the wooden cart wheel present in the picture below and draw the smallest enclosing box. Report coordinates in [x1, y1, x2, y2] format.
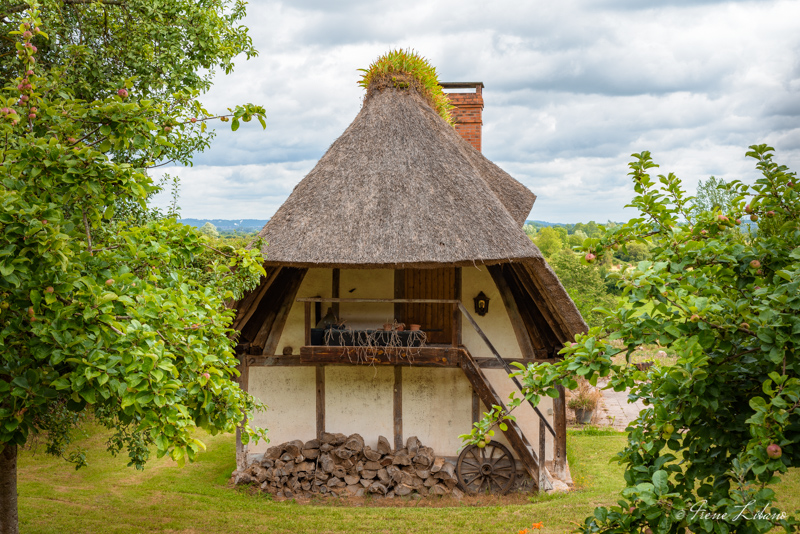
[456, 441, 517, 495]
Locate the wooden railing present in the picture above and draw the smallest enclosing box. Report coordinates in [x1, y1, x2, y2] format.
[296, 297, 462, 348]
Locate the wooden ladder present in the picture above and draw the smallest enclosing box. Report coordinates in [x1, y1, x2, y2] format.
[459, 349, 553, 492]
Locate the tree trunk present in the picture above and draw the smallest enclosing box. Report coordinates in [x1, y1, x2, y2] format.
[0, 443, 18, 534]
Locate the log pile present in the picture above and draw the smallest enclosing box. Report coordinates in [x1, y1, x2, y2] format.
[232, 432, 464, 499]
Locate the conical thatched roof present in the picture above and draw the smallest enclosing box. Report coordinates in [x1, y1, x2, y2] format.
[256, 80, 539, 269]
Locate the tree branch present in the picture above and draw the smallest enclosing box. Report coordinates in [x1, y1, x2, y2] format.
[81, 210, 93, 253]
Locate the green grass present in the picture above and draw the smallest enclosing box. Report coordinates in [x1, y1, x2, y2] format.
[18, 425, 629, 534]
[18, 425, 800, 533]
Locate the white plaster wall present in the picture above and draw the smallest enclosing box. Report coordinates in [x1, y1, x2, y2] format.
[482, 369, 554, 462]
[461, 266, 523, 360]
[325, 366, 394, 450]
[248, 367, 317, 454]
[338, 269, 395, 329]
[402, 367, 475, 457]
[275, 268, 331, 356]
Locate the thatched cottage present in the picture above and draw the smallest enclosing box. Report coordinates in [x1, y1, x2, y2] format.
[232, 59, 586, 495]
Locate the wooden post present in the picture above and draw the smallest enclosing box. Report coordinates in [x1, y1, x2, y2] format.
[472, 389, 480, 424]
[235, 353, 250, 471]
[394, 366, 403, 450]
[316, 365, 325, 440]
[304, 301, 311, 346]
[332, 268, 340, 319]
[539, 415, 547, 492]
[553, 384, 568, 480]
[455, 267, 462, 346]
[451, 302, 458, 347]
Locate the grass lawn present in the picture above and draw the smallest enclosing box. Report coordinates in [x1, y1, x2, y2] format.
[18, 426, 628, 534]
[18, 425, 800, 533]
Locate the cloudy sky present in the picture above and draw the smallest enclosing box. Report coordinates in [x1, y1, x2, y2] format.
[151, 0, 800, 224]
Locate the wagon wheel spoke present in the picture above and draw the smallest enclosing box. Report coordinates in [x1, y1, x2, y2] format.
[464, 472, 482, 487]
[457, 442, 517, 495]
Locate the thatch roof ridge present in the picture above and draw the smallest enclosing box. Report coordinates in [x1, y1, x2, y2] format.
[255, 84, 540, 268]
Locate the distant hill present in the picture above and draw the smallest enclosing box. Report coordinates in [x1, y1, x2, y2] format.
[179, 219, 268, 232]
[525, 220, 569, 227]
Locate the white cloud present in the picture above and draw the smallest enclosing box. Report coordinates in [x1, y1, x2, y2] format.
[155, 0, 800, 223]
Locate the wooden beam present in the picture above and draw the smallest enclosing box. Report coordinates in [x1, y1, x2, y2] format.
[502, 264, 553, 351]
[331, 268, 340, 319]
[232, 267, 281, 332]
[394, 269, 405, 324]
[316, 365, 325, 440]
[458, 351, 540, 484]
[450, 303, 458, 348]
[304, 302, 311, 347]
[552, 384, 568, 480]
[254, 268, 307, 354]
[299, 346, 462, 366]
[539, 414, 547, 492]
[472, 389, 480, 425]
[488, 265, 537, 359]
[250, 351, 555, 368]
[455, 268, 462, 346]
[515, 263, 569, 344]
[296, 297, 460, 304]
[394, 366, 403, 451]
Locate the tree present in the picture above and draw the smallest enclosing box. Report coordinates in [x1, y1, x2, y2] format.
[466, 146, 799, 533]
[613, 241, 651, 263]
[693, 175, 736, 216]
[0, 7, 267, 533]
[547, 249, 616, 329]
[1, 0, 259, 170]
[199, 222, 220, 238]
[532, 226, 564, 257]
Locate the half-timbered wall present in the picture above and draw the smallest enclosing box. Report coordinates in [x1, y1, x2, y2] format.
[245, 265, 557, 461]
[403, 367, 475, 456]
[248, 366, 317, 453]
[460, 266, 524, 361]
[325, 367, 394, 449]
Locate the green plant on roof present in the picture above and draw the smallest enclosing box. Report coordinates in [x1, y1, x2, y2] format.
[358, 49, 455, 126]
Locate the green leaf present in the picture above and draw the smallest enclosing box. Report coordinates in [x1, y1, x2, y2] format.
[79, 388, 96, 404]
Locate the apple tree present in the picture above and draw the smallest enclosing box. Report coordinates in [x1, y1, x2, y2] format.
[0, 6, 268, 534]
[467, 146, 799, 533]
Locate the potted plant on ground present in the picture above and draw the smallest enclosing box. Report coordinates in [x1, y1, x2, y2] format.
[567, 378, 602, 424]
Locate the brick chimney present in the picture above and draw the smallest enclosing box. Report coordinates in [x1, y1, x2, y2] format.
[440, 82, 484, 152]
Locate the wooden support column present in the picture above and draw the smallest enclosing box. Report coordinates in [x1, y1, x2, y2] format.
[455, 268, 462, 345]
[394, 269, 405, 323]
[539, 415, 547, 491]
[316, 365, 325, 440]
[304, 302, 311, 346]
[394, 366, 403, 450]
[472, 389, 480, 424]
[332, 268, 340, 319]
[235, 353, 250, 471]
[450, 303, 458, 347]
[553, 384, 568, 479]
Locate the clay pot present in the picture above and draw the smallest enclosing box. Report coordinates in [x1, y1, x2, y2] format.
[409, 324, 421, 331]
[396, 323, 405, 331]
[383, 323, 393, 331]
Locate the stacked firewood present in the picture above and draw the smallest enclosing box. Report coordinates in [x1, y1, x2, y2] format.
[232, 432, 464, 499]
